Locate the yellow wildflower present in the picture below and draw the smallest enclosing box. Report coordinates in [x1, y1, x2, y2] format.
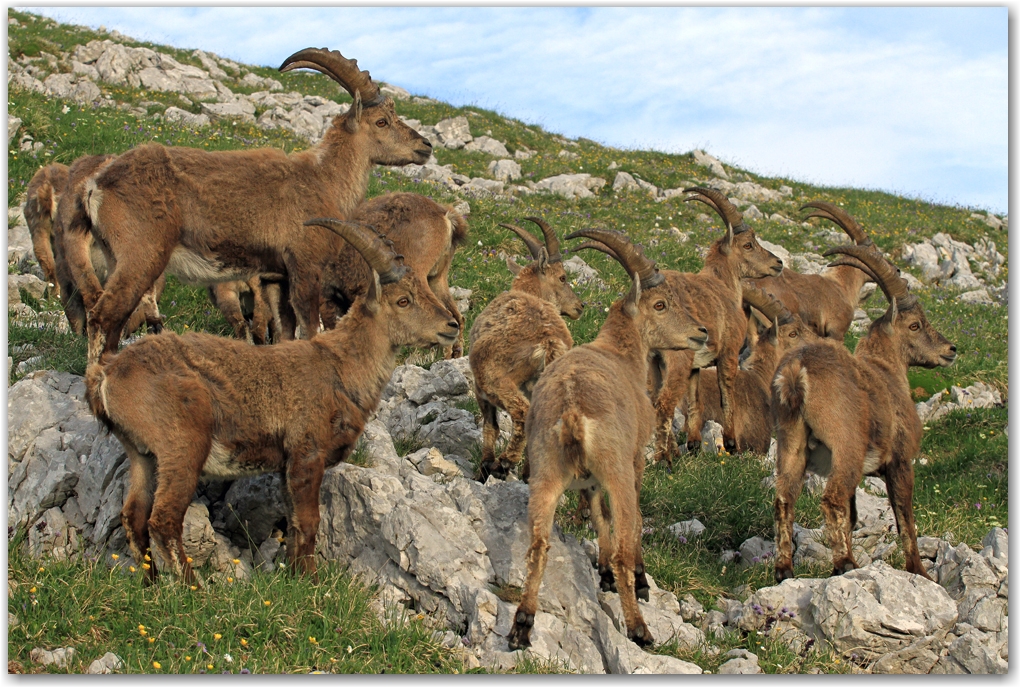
[214, 633, 222, 641]
[111, 554, 119, 560]
[29, 587, 37, 594]
[148, 637, 155, 644]
[142, 563, 151, 570]
[185, 656, 192, 662]
[232, 559, 240, 565]
[309, 637, 317, 645]
[129, 566, 137, 573]
[264, 600, 271, 607]
[153, 661, 161, 670]
[207, 664, 214, 670]
[240, 639, 248, 647]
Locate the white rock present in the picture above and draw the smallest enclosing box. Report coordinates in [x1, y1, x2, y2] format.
[718, 648, 761, 674]
[487, 159, 521, 182]
[464, 135, 509, 157]
[668, 519, 705, 542]
[692, 149, 728, 179]
[532, 173, 606, 200]
[433, 116, 472, 149]
[162, 106, 210, 128]
[87, 652, 124, 674]
[30, 646, 76, 669]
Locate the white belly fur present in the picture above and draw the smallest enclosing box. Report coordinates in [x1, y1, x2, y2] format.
[167, 247, 250, 285]
[201, 440, 265, 480]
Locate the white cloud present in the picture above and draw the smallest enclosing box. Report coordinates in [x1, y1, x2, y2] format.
[26, 6, 1007, 212]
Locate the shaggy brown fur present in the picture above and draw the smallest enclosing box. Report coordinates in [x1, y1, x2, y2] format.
[318, 192, 469, 357]
[24, 162, 68, 293]
[28, 158, 165, 338]
[84, 221, 460, 584]
[685, 287, 820, 454]
[469, 219, 583, 480]
[650, 188, 782, 464]
[749, 202, 876, 340]
[507, 229, 709, 652]
[772, 246, 956, 583]
[68, 47, 432, 363]
[207, 276, 276, 345]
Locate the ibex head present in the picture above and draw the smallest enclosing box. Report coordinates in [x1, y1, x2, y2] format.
[825, 245, 956, 369]
[304, 218, 460, 348]
[502, 217, 584, 320]
[684, 187, 783, 278]
[281, 48, 432, 166]
[742, 283, 817, 355]
[567, 229, 709, 353]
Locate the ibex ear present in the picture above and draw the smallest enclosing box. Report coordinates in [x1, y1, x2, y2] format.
[769, 317, 779, 345]
[365, 269, 382, 313]
[506, 256, 522, 275]
[624, 274, 641, 317]
[537, 247, 549, 273]
[719, 222, 733, 254]
[345, 90, 363, 134]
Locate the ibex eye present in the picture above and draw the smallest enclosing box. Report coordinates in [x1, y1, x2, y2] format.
[654, 301, 666, 311]
[376, 119, 387, 128]
[744, 243, 752, 250]
[909, 322, 920, 331]
[397, 297, 410, 307]
[560, 275, 566, 283]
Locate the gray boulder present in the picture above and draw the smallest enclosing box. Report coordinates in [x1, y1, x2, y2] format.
[9, 273, 48, 303]
[87, 652, 124, 674]
[718, 648, 761, 674]
[433, 116, 472, 149]
[465, 135, 509, 157]
[162, 106, 210, 128]
[8, 115, 22, 146]
[531, 173, 606, 200]
[692, 149, 728, 179]
[220, 473, 287, 548]
[487, 159, 521, 182]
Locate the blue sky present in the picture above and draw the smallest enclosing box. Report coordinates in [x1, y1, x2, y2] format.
[23, 6, 1008, 214]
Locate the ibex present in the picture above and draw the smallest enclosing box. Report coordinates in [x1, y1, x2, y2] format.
[24, 162, 68, 293]
[772, 246, 956, 583]
[319, 192, 469, 357]
[749, 202, 876, 340]
[206, 277, 277, 345]
[469, 218, 583, 480]
[27, 157, 165, 338]
[84, 220, 461, 584]
[650, 188, 783, 463]
[508, 229, 709, 651]
[684, 285, 819, 454]
[68, 47, 432, 363]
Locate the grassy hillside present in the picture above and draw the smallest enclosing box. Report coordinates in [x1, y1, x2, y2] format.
[7, 9, 1008, 674]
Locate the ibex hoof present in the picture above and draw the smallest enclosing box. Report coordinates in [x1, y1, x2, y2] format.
[774, 566, 794, 584]
[628, 624, 654, 648]
[507, 611, 535, 651]
[635, 574, 650, 602]
[599, 565, 617, 593]
[831, 561, 856, 577]
[477, 460, 508, 482]
[685, 440, 700, 454]
[723, 437, 737, 453]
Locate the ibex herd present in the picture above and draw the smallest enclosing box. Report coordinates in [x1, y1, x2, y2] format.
[22, 44, 957, 656]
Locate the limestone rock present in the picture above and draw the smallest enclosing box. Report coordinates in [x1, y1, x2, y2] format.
[487, 158, 521, 182]
[9, 273, 48, 303]
[692, 149, 728, 179]
[718, 648, 761, 674]
[738, 536, 775, 567]
[668, 519, 705, 542]
[433, 116, 472, 149]
[30, 646, 76, 669]
[182, 502, 218, 568]
[465, 135, 509, 157]
[220, 473, 287, 548]
[8, 115, 22, 146]
[162, 106, 210, 128]
[87, 652, 124, 674]
[532, 173, 606, 200]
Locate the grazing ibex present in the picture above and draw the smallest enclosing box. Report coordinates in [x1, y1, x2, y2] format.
[319, 192, 469, 357]
[772, 246, 956, 583]
[469, 218, 583, 480]
[650, 188, 783, 463]
[508, 229, 709, 651]
[84, 220, 461, 584]
[749, 202, 876, 340]
[24, 162, 68, 293]
[69, 47, 432, 363]
[684, 285, 818, 454]
[25, 158, 165, 338]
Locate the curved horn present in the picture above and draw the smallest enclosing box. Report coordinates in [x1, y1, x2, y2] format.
[304, 218, 407, 284]
[683, 187, 749, 234]
[824, 245, 916, 310]
[279, 47, 382, 105]
[567, 240, 621, 263]
[826, 255, 882, 287]
[499, 223, 544, 261]
[565, 229, 664, 288]
[523, 217, 561, 262]
[741, 284, 793, 325]
[801, 201, 874, 247]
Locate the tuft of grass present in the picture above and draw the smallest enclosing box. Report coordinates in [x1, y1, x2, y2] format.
[7, 527, 463, 674]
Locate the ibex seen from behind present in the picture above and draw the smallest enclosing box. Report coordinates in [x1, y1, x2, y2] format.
[469, 218, 583, 480]
[84, 220, 460, 584]
[684, 285, 819, 454]
[772, 246, 956, 583]
[69, 47, 432, 363]
[650, 188, 783, 463]
[508, 229, 709, 651]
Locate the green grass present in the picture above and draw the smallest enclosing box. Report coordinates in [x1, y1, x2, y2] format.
[7, 528, 462, 675]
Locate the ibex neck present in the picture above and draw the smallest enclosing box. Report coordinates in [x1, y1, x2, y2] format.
[510, 273, 543, 298]
[592, 304, 648, 372]
[702, 244, 741, 297]
[315, 130, 373, 217]
[314, 304, 396, 415]
[746, 345, 778, 389]
[854, 325, 911, 378]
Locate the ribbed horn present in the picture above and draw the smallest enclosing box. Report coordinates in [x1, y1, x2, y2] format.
[279, 47, 382, 105]
[524, 216, 561, 262]
[824, 245, 916, 310]
[565, 229, 664, 288]
[683, 187, 749, 235]
[801, 201, 874, 247]
[567, 240, 621, 263]
[741, 284, 793, 325]
[499, 223, 544, 261]
[826, 256, 882, 288]
[304, 218, 407, 284]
